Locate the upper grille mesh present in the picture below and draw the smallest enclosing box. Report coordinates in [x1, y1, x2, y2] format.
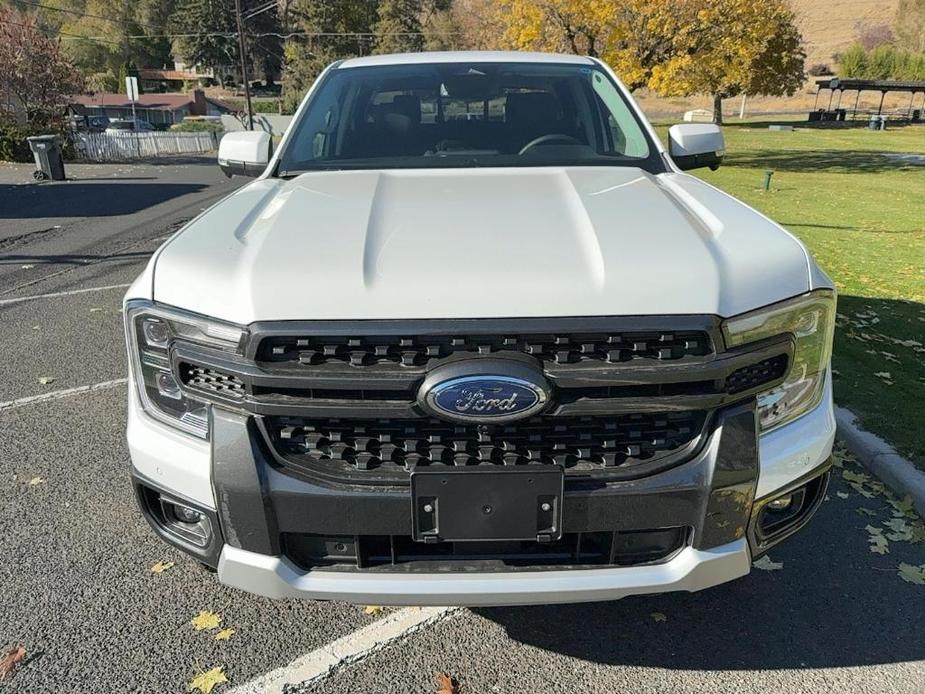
[179, 363, 246, 399]
[258, 331, 712, 369]
[724, 355, 788, 394]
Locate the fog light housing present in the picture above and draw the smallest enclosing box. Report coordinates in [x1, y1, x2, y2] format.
[766, 494, 794, 511]
[750, 472, 830, 554]
[171, 503, 203, 524]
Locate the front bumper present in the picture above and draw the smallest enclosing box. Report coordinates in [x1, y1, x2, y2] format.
[217, 539, 751, 607]
[127, 371, 835, 605]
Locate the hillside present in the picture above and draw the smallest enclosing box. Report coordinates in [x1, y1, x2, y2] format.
[792, 0, 901, 68]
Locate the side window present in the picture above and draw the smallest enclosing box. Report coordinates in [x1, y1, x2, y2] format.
[590, 72, 648, 158]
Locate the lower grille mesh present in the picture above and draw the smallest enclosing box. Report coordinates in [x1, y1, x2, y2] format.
[266, 411, 707, 475]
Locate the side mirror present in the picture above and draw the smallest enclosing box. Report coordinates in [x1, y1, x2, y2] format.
[668, 124, 725, 171]
[218, 131, 272, 177]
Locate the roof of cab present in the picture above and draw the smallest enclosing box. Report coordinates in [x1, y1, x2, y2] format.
[337, 51, 596, 69]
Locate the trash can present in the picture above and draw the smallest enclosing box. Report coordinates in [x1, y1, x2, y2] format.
[26, 134, 66, 181]
[868, 115, 887, 131]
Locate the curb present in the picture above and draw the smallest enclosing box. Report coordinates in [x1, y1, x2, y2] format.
[835, 406, 925, 518]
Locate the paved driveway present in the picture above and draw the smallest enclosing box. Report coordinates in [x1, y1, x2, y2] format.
[1, 158, 923, 693]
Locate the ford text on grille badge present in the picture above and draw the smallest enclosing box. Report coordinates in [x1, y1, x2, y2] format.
[420, 364, 550, 424]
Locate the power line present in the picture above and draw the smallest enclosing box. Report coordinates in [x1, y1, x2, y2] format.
[0, 16, 123, 43]
[14, 0, 161, 32]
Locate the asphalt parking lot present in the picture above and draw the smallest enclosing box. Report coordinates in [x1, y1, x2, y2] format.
[1, 156, 923, 693]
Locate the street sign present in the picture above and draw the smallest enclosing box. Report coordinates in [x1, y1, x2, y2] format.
[125, 76, 139, 102]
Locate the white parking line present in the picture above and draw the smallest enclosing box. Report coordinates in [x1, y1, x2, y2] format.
[0, 283, 131, 306]
[0, 378, 127, 412]
[228, 606, 459, 694]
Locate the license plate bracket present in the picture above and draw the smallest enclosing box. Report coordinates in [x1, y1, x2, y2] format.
[411, 468, 564, 543]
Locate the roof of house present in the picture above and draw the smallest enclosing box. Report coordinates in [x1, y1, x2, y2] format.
[72, 92, 236, 113]
[73, 93, 194, 110]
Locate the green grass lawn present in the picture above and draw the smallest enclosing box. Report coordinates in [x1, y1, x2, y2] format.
[660, 121, 925, 466]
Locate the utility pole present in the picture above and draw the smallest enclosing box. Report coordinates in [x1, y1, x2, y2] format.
[234, 0, 254, 131]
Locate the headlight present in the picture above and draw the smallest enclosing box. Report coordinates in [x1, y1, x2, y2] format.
[722, 289, 835, 432]
[125, 300, 245, 438]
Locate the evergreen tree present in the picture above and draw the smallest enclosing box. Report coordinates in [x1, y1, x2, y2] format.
[170, 0, 238, 77]
[372, 0, 423, 55]
[281, 0, 379, 112]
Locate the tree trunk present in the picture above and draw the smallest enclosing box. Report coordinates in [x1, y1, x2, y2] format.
[712, 94, 724, 125]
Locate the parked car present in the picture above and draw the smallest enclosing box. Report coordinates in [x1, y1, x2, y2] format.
[68, 115, 110, 133]
[124, 51, 836, 606]
[106, 119, 154, 133]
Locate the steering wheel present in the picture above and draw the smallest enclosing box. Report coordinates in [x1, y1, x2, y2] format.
[519, 134, 581, 155]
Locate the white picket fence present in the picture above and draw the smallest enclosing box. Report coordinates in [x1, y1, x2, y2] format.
[71, 131, 220, 161]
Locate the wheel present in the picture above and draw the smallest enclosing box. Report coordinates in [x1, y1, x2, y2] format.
[33, 170, 48, 181]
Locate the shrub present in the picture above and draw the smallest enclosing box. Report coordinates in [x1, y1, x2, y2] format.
[170, 120, 224, 133]
[223, 98, 281, 114]
[0, 120, 75, 162]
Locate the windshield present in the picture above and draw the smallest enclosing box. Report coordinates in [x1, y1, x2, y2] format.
[277, 62, 662, 175]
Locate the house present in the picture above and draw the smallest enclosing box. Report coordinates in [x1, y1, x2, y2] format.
[138, 62, 217, 92]
[71, 89, 236, 127]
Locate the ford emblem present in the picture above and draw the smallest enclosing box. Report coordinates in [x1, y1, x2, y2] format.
[421, 367, 549, 424]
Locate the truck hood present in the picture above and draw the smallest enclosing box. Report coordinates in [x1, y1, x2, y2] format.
[153, 167, 811, 324]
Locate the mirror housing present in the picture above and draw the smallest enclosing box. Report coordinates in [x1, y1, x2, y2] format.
[218, 131, 272, 177]
[668, 124, 725, 171]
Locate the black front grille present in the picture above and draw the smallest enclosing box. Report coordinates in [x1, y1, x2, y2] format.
[258, 330, 712, 368]
[173, 318, 791, 486]
[284, 527, 689, 571]
[266, 411, 707, 476]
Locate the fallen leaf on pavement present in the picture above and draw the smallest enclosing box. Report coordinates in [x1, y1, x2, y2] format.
[869, 534, 890, 555]
[214, 628, 235, 641]
[191, 611, 222, 631]
[897, 563, 925, 585]
[363, 605, 384, 616]
[151, 561, 175, 574]
[842, 470, 870, 485]
[888, 496, 917, 519]
[752, 556, 783, 571]
[0, 646, 26, 681]
[650, 612, 667, 623]
[28, 477, 45, 486]
[436, 672, 460, 694]
[37, 376, 55, 385]
[188, 666, 228, 693]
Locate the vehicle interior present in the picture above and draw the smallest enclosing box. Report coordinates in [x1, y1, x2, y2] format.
[279, 62, 655, 173]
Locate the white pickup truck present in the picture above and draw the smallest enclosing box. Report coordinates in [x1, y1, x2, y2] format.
[124, 51, 836, 606]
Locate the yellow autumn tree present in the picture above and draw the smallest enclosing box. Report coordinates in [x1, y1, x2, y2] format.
[485, 0, 685, 89]
[648, 0, 805, 123]
[478, 0, 804, 119]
